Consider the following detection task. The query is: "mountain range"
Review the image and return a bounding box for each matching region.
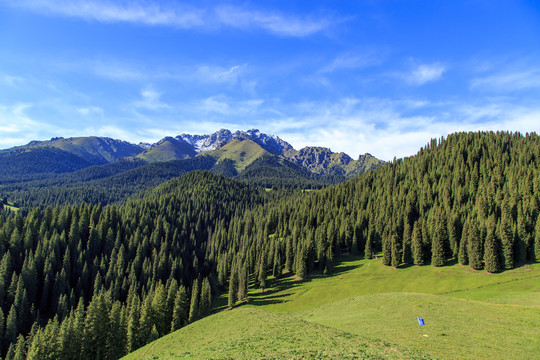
[0,129,382,183]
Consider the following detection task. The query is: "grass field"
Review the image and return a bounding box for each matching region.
[124,256,540,360]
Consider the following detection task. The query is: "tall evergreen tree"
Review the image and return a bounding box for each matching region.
[227,267,238,309]
[412,222,424,266]
[500,201,514,269]
[458,223,469,266]
[199,278,212,318]
[484,218,501,273]
[188,278,200,323]
[534,218,540,263]
[171,285,189,331]
[468,220,483,270]
[391,233,401,268]
[431,214,446,267]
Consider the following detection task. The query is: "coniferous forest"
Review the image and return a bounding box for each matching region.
[0,131,539,359]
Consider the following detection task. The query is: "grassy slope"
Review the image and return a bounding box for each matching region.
[124,257,539,360]
[207,139,269,172]
[242,258,540,360]
[123,307,433,360]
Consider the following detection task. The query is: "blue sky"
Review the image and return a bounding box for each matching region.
[1,0,539,160]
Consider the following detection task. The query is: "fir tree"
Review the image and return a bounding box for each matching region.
[227,267,238,309]
[458,223,469,266]
[431,215,446,267]
[484,219,501,273]
[199,278,212,318]
[534,218,540,263]
[500,201,514,269]
[468,220,483,270]
[188,278,200,323]
[412,222,424,266]
[391,233,401,268]
[258,256,267,291]
[382,236,392,266]
[171,285,189,331]
[364,231,372,259]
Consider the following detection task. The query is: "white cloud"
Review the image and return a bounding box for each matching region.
[77,106,104,116]
[133,87,171,110]
[319,51,383,74]
[471,69,540,92]
[214,5,332,37]
[5,1,334,37]
[0,103,52,148]
[406,63,446,85]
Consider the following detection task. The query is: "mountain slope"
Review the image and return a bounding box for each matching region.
[206,139,270,172]
[0,146,94,182]
[137,137,196,162]
[17,136,144,164]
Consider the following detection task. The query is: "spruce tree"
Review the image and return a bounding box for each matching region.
[458,225,469,266]
[171,285,189,331]
[500,202,514,269]
[82,294,110,360]
[484,220,501,273]
[431,216,446,267]
[127,297,141,353]
[295,244,307,279]
[188,278,200,323]
[468,220,483,270]
[364,231,372,259]
[227,267,238,309]
[382,236,392,266]
[412,222,424,265]
[534,218,540,263]
[391,233,400,268]
[199,278,212,318]
[12,334,26,360]
[258,257,266,291]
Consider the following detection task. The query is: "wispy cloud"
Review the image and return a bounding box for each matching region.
[6,0,205,27]
[77,106,104,116]
[319,51,384,74]
[0,103,53,147]
[471,69,540,92]
[214,5,332,37]
[5,1,335,37]
[133,87,171,110]
[405,63,446,85]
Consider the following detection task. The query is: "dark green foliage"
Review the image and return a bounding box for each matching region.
[188,278,200,323]
[227,267,238,308]
[199,278,212,318]
[484,218,501,273]
[382,237,392,266]
[391,233,401,268]
[467,220,483,270]
[431,212,447,267]
[535,219,540,263]
[458,222,469,265]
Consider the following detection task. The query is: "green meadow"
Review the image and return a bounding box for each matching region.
[125,257,539,360]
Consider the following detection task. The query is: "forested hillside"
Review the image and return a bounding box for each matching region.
[0,172,268,359]
[210,131,540,308]
[0,131,539,359]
